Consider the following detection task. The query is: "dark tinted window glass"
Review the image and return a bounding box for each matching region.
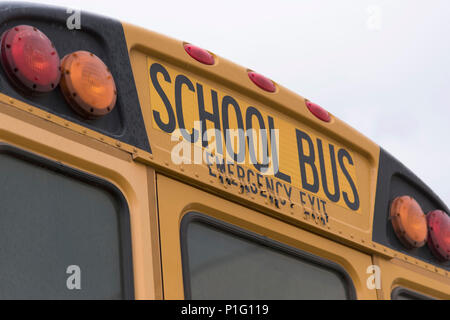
[0,150,132,299]
[182,217,353,299]
[391,287,434,300]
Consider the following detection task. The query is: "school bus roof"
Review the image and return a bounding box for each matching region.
[0,2,448,276]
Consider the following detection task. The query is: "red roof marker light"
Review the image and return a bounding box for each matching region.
[184,44,215,65]
[0,25,61,93]
[305,100,331,123]
[248,71,276,93]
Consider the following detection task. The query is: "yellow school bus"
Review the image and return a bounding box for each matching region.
[0,2,448,300]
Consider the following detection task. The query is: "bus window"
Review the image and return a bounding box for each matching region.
[181,213,355,300]
[391,287,434,300]
[0,145,134,299]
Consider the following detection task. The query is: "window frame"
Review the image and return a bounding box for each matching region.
[180,212,357,300]
[0,142,135,299]
[391,287,435,300]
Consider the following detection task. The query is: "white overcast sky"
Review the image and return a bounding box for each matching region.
[8,0,450,207]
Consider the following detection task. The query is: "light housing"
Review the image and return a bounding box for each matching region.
[0,25,61,93]
[426,210,450,261]
[60,51,117,118]
[184,44,214,65]
[305,100,331,123]
[390,196,428,248]
[248,71,276,93]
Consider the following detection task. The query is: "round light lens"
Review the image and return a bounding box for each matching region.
[0,25,61,92]
[426,210,450,261]
[390,196,428,248]
[60,51,116,118]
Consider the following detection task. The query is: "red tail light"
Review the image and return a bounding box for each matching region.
[0,25,60,93]
[426,210,450,261]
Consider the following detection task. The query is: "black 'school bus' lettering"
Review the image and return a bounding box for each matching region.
[338,149,360,211]
[246,106,269,173]
[150,63,176,133]
[149,62,359,211]
[175,74,198,142]
[317,138,340,203]
[268,116,291,184]
[296,129,319,193]
[296,129,359,211]
[222,95,245,163]
[197,84,223,155]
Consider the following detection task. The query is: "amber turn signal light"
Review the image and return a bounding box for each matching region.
[60,51,116,118]
[390,196,428,248]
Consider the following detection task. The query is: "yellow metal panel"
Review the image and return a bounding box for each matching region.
[122,21,381,255]
[147,56,360,213]
[373,255,450,300]
[157,173,377,300]
[0,101,160,299]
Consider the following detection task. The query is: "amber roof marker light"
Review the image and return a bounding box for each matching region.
[60,51,117,119]
[0,25,61,93]
[390,196,428,249]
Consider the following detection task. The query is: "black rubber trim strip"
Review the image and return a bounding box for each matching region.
[180,212,357,300]
[391,287,435,300]
[0,142,135,299]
